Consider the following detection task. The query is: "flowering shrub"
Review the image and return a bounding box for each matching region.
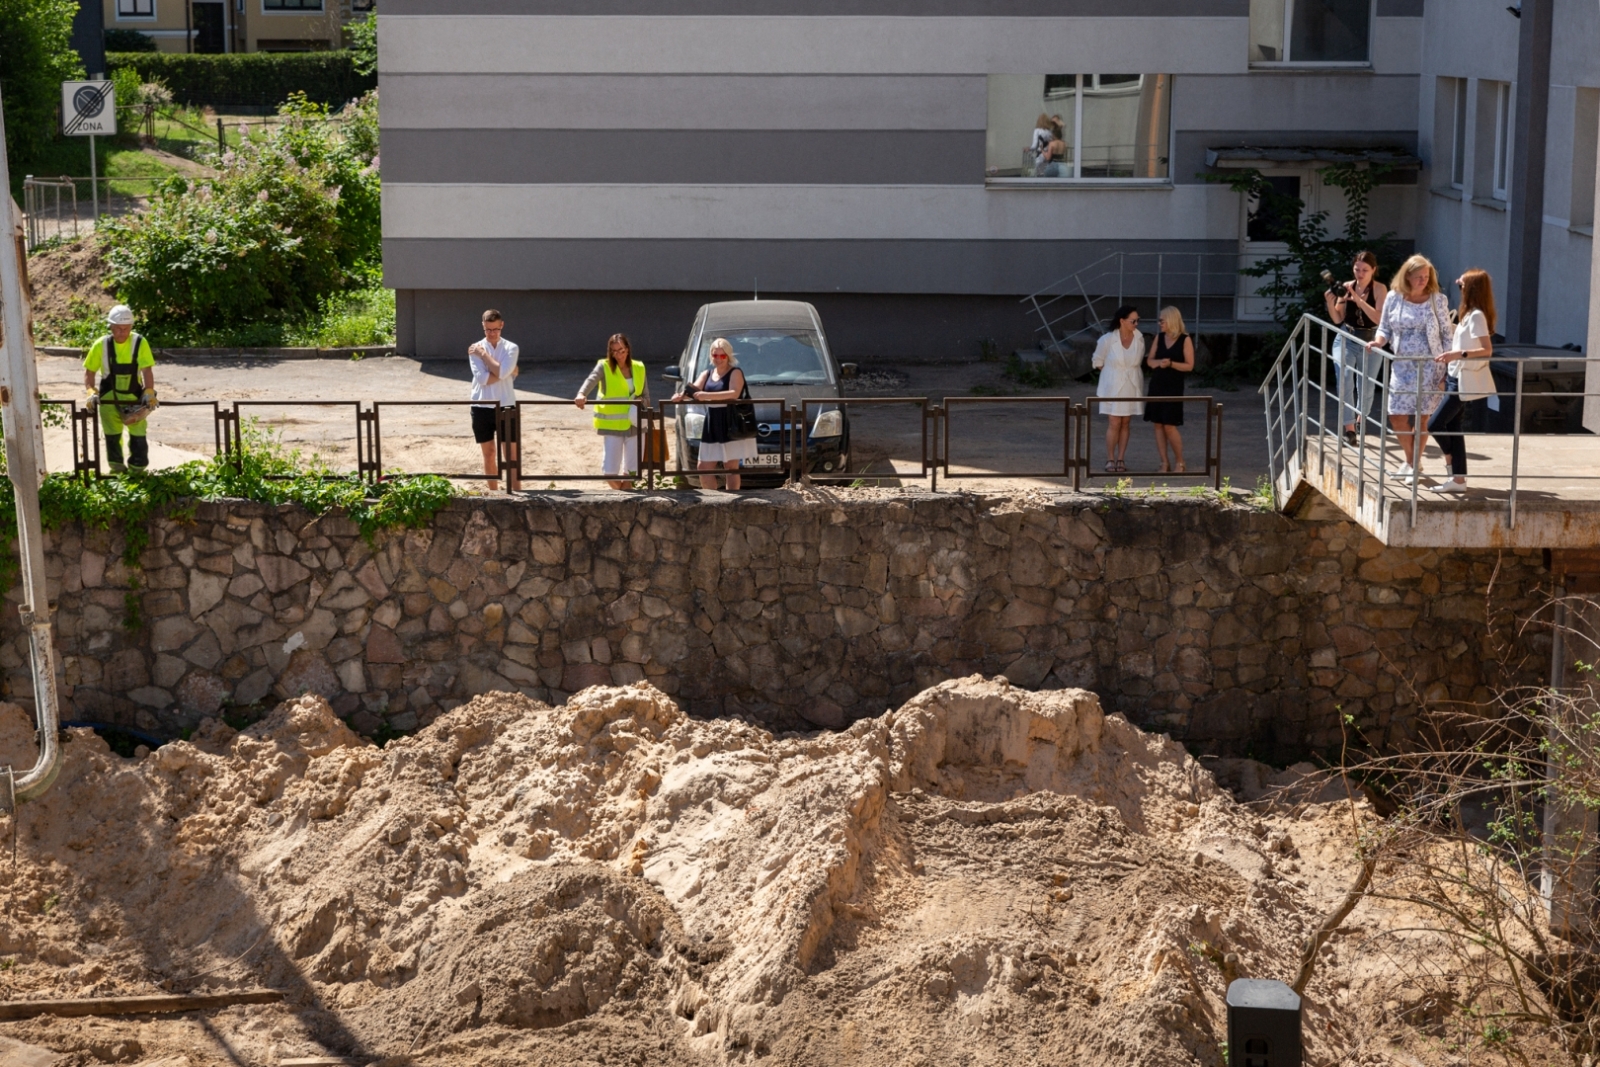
[100,91,380,333]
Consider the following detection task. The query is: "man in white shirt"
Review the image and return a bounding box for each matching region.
[467,309,521,491]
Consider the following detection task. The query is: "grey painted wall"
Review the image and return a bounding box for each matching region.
[396,288,1236,363]
[380,3,1430,346]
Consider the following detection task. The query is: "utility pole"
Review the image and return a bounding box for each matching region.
[0,86,65,808]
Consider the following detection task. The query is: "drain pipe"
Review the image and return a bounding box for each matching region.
[0,92,63,808]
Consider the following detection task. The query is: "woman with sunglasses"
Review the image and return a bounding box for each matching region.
[676,338,757,490]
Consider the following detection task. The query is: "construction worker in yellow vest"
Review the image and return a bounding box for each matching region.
[573,333,649,490]
[82,305,158,473]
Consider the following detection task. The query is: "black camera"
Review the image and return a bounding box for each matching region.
[1321,270,1349,300]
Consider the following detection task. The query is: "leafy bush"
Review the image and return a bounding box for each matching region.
[103,28,157,53]
[101,91,381,333]
[285,286,395,348]
[105,51,373,109]
[348,8,377,76]
[0,421,457,590]
[0,0,82,167]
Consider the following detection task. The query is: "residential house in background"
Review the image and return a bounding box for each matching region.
[378,1,1597,362]
[101,0,371,54]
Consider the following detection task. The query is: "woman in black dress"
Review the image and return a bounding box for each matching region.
[1142,306,1195,473]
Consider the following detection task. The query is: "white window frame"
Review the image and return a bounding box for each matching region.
[1250,0,1377,68]
[1492,82,1512,202]
[1450,78,1468,189]
[116,0,156,21]
[987,74,1174,187]
[261,0,324,11]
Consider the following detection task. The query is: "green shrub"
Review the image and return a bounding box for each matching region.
[348,8,377,76]
[285,286,395,348]
[105,51,373,109]
[0,0,82,168]
[101,91,380,333]
[103,28,157,53]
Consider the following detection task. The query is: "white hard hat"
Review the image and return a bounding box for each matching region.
[107,305,134,326]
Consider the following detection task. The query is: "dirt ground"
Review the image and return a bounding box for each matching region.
[34,353,1273,494]
[0,679,1542,1067]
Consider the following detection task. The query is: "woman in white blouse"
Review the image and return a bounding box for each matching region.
[1092,304,1145,473]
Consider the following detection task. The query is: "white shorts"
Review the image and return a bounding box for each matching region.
[698,438,759,463]
[602,434,638,477]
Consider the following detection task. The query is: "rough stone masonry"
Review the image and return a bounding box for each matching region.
[8,492,1552,762]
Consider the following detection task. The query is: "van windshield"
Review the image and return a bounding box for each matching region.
[696,329,831,385]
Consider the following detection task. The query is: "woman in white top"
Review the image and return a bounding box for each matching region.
[1426,269,1497,492]
[1092,304,1145,473]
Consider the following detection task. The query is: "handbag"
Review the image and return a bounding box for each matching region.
[728,378,759,440]
[642,423,668,465]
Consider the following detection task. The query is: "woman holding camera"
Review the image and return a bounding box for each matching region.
[1325,250,1388,444]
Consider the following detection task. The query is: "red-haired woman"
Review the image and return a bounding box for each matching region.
[1426,269,1497,492]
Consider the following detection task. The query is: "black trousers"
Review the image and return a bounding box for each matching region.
[1426,380,1486,477]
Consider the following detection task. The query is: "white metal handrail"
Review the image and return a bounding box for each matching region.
[1022,251,1254,354]
[1261,312,1598,535]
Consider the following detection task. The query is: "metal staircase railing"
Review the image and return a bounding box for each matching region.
[1021,250,1249,354]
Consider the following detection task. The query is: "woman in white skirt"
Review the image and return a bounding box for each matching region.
[680,338,758,490]
[1093,304,1146,472]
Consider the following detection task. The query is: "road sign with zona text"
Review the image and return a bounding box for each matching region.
[61,82,117,137]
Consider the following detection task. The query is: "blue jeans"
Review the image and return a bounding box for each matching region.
[1335,335,1384,431]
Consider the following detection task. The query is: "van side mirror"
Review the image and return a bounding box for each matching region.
[840,363,858,380]
[662,366,682,381]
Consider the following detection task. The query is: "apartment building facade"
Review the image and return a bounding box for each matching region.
[103,0,370,54]
[376,1,1593,361]
[1416,0,1598,350]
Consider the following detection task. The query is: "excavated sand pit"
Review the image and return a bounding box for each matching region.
[0,679,1453,1065]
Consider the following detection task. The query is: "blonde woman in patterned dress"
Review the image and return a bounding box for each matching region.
[1369,255,1452,478]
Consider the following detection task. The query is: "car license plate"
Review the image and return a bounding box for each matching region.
[742,454,782,469]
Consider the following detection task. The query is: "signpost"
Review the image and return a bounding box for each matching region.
[59,79,116,222]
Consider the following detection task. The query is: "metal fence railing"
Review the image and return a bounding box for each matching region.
[21,177,79,251]
[41,394,1231,493]
[1260,313,1600,534]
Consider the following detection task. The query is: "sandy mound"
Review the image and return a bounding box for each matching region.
[25,238,114,344]
[0,680,1390,1066]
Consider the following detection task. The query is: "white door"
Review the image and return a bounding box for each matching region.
[1237,171,1312,322]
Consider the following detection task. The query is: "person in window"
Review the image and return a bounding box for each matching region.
[1368,255,1452,479]
[1038,138,1069,178]
[574,333,649,490]
[676,338,757,491]
[1092,304,1145,473]
[1426,269,1497,493]
[1142,307,1195,473]
[1027,113,1054,172]
[1325,250,1388,444]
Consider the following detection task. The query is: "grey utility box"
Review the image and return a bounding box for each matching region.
[1226,979,1302,1067]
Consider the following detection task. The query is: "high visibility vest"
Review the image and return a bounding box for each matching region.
[96,333,149,403]
[593,360,644,432]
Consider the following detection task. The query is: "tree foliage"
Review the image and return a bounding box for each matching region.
[348,8,378,76]
[101,91,381,334]
[0,0,83,168]
[1221,163,1402,334]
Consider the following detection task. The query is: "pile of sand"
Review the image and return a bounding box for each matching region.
[0,679,1415,1066]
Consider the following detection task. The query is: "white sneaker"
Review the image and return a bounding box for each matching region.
[1434,479,1468,492]
[1395,463,1414,478]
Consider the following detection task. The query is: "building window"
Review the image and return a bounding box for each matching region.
[985,74,1172,182]
[1492,82,1511,201]
[264,0,324,9]
[1250,0,1373,65]
[1571,88,1597,231]
[117,0,155,17]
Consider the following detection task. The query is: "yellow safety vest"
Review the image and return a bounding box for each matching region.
[593,360,645,432]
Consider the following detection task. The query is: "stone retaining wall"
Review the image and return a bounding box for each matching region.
[6,493,1552,761]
